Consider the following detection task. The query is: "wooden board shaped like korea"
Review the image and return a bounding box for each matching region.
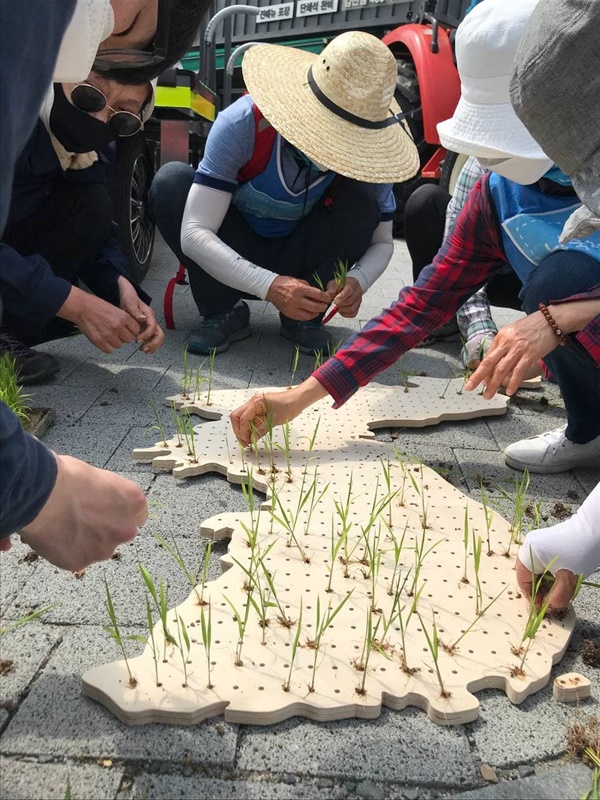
[82,383,574,727]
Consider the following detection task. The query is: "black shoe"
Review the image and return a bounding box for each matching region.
[416,318,461,347]
[0,328,60,385]
[279,315,334,355]
[187,301,252,355]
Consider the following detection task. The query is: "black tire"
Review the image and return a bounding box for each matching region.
[439,150,469,196]
[392,53,438,238]
[109,133,155,284]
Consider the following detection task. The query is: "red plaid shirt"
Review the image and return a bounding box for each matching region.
[314,173,600,407]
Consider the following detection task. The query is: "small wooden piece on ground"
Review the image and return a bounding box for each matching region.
[553,673,591,702]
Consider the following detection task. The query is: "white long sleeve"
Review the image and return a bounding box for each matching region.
[180,183,278,299]
[518,482,600,578]
[347,220,394,293]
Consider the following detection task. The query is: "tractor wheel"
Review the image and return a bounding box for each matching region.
[110,133,156,284]
[392,53,438,238]
[439,150,469,196]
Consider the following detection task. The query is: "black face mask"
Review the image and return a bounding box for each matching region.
[49,84,117,153]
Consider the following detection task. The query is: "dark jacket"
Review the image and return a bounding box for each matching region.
[0,120,149,327]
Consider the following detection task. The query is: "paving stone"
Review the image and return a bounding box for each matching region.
[452,763,593,799]
[0,540,42,611]
[0,628,238,764]
[355,779,384,799]
[23,384,104,426]
[132,774,347,799]
[0,623,63,709]
[40,419,131,469]
[12,535,210,626]
[388,418,497,452]
[0,756,123,800]
[237,708,479,787]
[0,707,9,731]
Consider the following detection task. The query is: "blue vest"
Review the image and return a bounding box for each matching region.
[488,173,600,283]
[232,134,335,238]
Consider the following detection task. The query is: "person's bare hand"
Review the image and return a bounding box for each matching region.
[266,276,330,320]
[58,286,140,353]
[118,275,165,353]
[325,276,363,318]
[516,559,580,614]
[465,312,557,399]
[230,389,304,446]
[18,454,147,571]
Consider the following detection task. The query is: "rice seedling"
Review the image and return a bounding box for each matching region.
[64,774,72,800]
[462,504,470,585]
[333,259,348,294]
[103,575,137,687]
[299,416,321,477]
[153,532,204,606]
[260,557,295,628]
[0,353,31,425]
[439,376,453,400]
[206,348,216,405]
[0,604,58,636]
[200,601,214,688]
[355,609,383,695]
[380,456,394,528]
[302,467,330,536]
[418,610,451,698]
[393,448,410,507]
[387,521,408,596]
[333,474,358,578]
[141,593,161,685]
[149,397,168,446]
[274,421,293,482]
[139,565,178,661]
[498,470,531,554]
[396,357,410,393]
[326,515,346,593]
[306,592,353,693]
[409,529,444,599]
[170,401,184,448]
[282,598,303,692]
[193,360,206,402]
[198,541,212,605]
[408,465,430,532]
[313,349,324,370]
[471,531,484,615]
[224,430,233,464]
[361,520,383,612]
[223,593,252,666]
[248,420,265,474]
[396,590,418,674]
[181,346,191,399]
[326,339,344,358]
[183,409,198,462]
[238,440,247,472]
[271,469,318,563]
[248,584,273,645]
[480,484,494,555]
[176,614,191,686]
[442,585,508,655]
[288,346,301,389]
[312,272,326,291]
[512,551,558,676]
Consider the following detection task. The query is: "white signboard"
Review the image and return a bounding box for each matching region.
[296,0,339,17]
[256,2,294,23]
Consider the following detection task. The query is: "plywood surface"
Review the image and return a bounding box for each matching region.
[82,382,573,727]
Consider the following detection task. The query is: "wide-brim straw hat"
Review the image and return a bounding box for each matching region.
[242,31,419,184]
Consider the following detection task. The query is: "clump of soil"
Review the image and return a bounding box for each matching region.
[581,640,600,669]
[0,659,15,676]
[567,714,599,767]
[551,501,571,521]
[18,549,38,564]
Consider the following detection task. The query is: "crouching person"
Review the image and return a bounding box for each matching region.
[0,72,164,384]
[150,31,418,356]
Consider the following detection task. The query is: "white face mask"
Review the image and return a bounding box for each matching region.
[53,0,114,83]
[478,154,553,185]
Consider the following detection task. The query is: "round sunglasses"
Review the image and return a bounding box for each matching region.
[70,83,144,137]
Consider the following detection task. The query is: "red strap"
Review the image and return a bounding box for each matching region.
[237,103,276,183]
[163,263,188,330]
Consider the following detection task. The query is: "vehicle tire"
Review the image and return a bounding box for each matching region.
[439,150,469,196]
[392,53,438,238]
[110,132,156,284]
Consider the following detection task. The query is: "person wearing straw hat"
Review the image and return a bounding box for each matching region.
[231,0,600,476]
[149,31,418,355]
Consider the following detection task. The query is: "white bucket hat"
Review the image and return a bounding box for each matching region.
[242,31,419,184]
[437,0,552,182]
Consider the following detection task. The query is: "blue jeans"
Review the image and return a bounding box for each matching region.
[519,250,600,444]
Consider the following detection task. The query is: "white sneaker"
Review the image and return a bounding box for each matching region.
[504,425,600,474]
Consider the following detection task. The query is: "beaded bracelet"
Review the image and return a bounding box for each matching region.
[538,303,568,346]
